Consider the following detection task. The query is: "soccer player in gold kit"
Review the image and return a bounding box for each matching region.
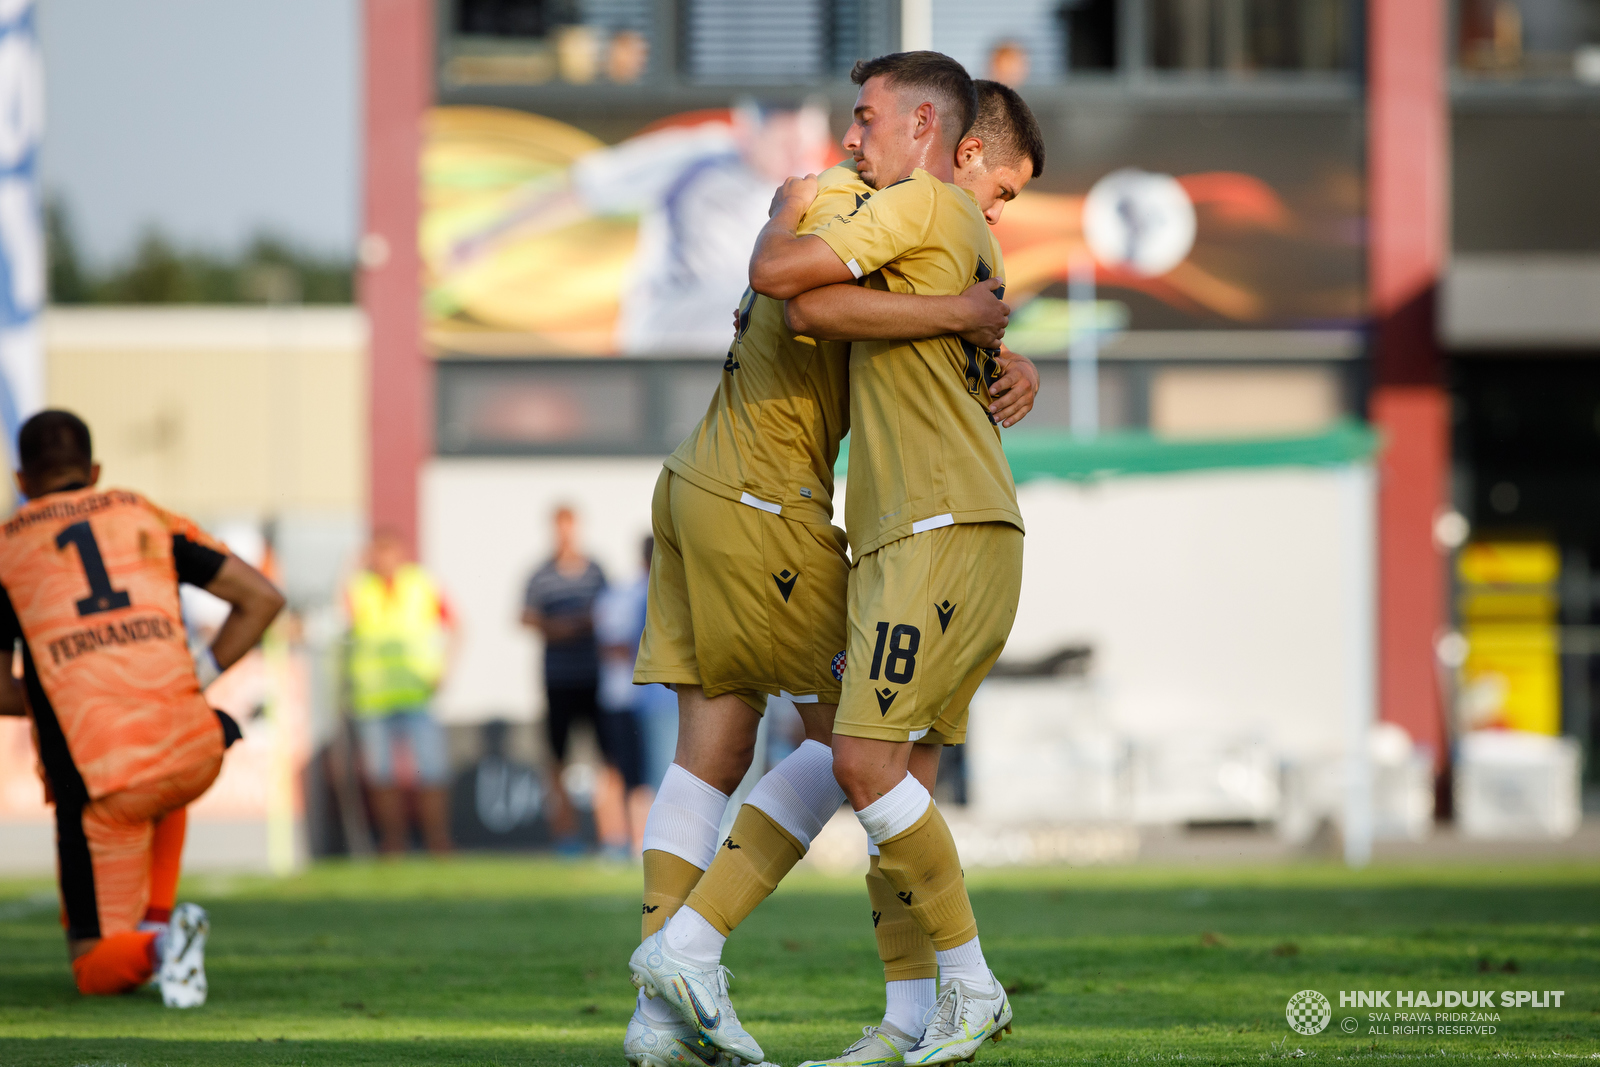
[627,59,1043,1067]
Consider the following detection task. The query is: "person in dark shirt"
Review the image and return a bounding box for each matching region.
[521,505,638,857]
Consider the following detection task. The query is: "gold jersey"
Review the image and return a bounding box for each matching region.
[810,168,1024,557]
[664,163,873,528]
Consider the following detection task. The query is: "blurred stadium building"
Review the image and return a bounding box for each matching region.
[4,0,1599,869]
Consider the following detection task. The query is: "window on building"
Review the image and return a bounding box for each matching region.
[683,0,830,83]
[1061,0,1120,72]
[457,0,579,37]
[449,0,654,85]
[1146,0,1354,73]
[1457,0,1600,82]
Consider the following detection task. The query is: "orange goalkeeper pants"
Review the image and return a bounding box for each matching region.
[59,751,221,995]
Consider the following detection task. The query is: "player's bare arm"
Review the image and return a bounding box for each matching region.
[988,347,1040,428]
[203,556,286,672]
[784,277,1009,348]
[748,174,854,300]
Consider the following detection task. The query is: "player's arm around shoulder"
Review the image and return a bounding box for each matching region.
[748,173,856,300]
[751,169,936,300]
[784,276,1008,347]
[795,171,938,294]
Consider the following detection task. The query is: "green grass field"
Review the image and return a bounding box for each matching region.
[1,857,1596,1066]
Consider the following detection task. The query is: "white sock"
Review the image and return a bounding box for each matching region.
[663,905,727,968]
[884,977,936,1036]
[642,764,731,870]
[746,739,846,848]
[854,774,931,845]
[638,989,679,1025]
[936,936,994,993]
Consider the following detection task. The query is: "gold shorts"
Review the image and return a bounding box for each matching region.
[834,521,1023,745]
[635,469,850,713]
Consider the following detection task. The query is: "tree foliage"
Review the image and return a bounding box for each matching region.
[46,198,354,305]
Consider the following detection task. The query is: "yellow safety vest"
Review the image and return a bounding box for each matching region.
[346,564,447,716]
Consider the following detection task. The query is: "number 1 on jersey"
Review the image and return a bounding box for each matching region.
[55,520,132,616]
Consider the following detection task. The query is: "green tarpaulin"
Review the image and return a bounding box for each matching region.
[834,419,1379,484]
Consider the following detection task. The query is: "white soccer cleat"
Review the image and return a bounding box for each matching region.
[628,931,765,1064]
[901,975,1011,1066]
[799,1022,919,1067]
[625,1006,735,1067]
[159,902,209,1008]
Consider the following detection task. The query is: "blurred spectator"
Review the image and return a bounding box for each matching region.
[595,535,671,853]
[345,530,457,854]
[1459,0,1524,70]
[521,506,631,858]
[606,28,650,83]
[557,24,600,83]
[987,39,1031,86]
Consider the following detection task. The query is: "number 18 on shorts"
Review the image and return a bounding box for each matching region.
[833,522,1023,747]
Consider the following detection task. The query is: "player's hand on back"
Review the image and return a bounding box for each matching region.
[767,173,819,219]
[954,278,1009,350]
[988,347,1039,428]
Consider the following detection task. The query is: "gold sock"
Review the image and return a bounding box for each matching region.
[866,853,938,980]
[642,849,705,939]
[682,804,805,936]
[874,804,978,951]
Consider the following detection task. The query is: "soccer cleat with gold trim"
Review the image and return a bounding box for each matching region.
[901,975,1012,1065]
[799,1022,919,1067]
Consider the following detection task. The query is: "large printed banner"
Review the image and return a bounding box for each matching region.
[423,105,1363,358]
[0,0,43,451]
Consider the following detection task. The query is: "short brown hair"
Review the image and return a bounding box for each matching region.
[969,79,1045,178]
[850,51,977,150]
[18,409,92,480]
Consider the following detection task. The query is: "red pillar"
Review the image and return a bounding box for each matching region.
[1368,0,1450,767]
[361,0,433,554]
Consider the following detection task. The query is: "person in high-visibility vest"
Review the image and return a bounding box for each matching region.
[345,530,457,853]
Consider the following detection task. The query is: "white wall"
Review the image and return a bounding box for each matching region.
[423,456,1375,754]
[423,457,664,724]
[1006,465,1373,759]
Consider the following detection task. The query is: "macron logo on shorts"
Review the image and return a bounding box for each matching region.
[772,569,799,602]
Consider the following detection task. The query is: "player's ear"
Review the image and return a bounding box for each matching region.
[956,136,983,170]
[913,100,935,139]
[87,462,102,488]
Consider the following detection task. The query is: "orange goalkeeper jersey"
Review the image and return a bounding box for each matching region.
[0,486,230,802]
